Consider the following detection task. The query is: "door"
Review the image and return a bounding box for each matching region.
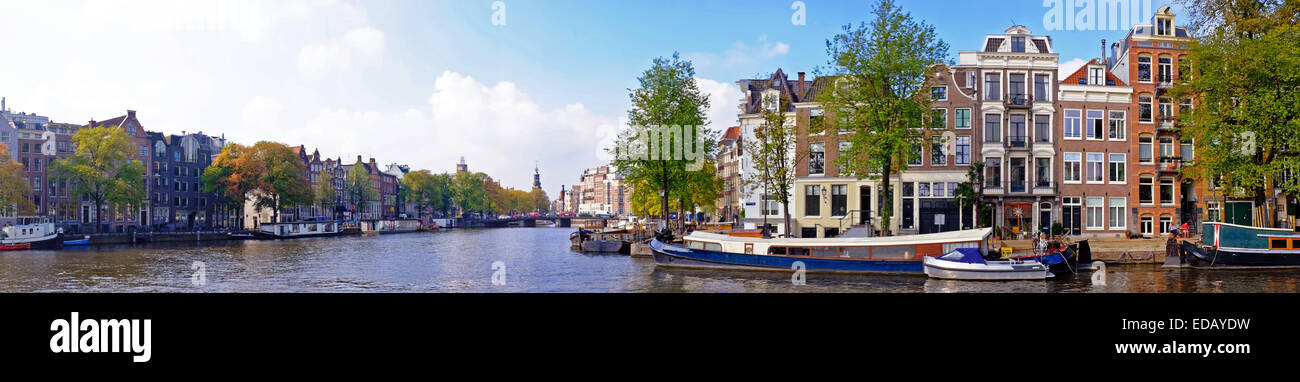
[1225,202,1253,226]
[859,186,871,225]
[1063,205,1082,235]
[1039,202,1052,235]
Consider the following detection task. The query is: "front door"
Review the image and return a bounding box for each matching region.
[1040,203,1052,235]
[1063,204,1082,235]
[859,186,871,225]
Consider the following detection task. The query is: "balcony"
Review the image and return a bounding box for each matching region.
[1157,159,1181,173]
[1010,180,1027,193]
[1005,94,1033,109]
[1006,135,1030,150]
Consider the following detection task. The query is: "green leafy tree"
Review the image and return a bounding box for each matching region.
[453,171,487,217]
[1172,0,1300,227]
[432,172,455,216]
[247,142,313,223]
[954,161,990,228]
[401,170,437,220]
[813,0,949,236]
[0,143,36,216]
[530,188,550,213]
[345,161,376,218]
[746,92,806,234]
[316,171,339,220]
[610,52,715,229]
[48,126,146,233]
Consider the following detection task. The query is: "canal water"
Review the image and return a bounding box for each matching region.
[2,227,1299,292]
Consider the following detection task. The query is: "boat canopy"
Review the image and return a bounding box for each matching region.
[937,248,986,264]
[683,227,991,246]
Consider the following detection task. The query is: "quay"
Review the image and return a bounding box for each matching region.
[1000,237,1174,264]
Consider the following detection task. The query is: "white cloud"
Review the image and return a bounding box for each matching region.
[695,77,742,132]
[298,27,387,82]
[288,71,621,191]
[1059,58,1088,79]
[685,34,791,69]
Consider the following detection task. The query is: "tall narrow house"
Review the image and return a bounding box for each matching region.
[957,25,1059,236]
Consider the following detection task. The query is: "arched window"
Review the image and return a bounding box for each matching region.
[1137,54,1152,83]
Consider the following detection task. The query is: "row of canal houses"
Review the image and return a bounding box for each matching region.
[2,104,409,233]
[728,7,1293,239]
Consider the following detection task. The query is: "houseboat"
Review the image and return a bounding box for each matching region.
[571,228,636,254]
[252,220,343,240]
[1181,222,1300,267]
[923,248,1054,280]
[0,216,64,250]
[650,228,992,274]
[360,218,421,234]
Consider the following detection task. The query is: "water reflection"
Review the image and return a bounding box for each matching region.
[0,227,1298,293]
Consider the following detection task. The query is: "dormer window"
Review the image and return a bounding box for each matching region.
[1088,67,1104,85]
[1157,18,1172,36]
[1011,37,1025,53]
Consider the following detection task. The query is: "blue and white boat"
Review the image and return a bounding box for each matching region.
[649,228,992,274]
[1,216,63,250]
[63,236,91,246]
[923,248,1054,280]
[1181,222,1300,267]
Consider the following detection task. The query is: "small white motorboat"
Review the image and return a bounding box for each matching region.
[923,248,1054,280]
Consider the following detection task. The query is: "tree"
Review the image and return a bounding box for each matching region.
[247,142,312,223]
[0,143,36,216]
[1172,0,1300,227]
[954,161,990,228]
[431,172,455,216]
[48,126,146,233]
[610,52,715,229]
[453,171,487,217]
[316,171,339,220]
[401,170,438,220]
[746,92,806,235]
[813,0,949,236]
[203,143,251,229]
[345,161,376,219]
[530,188,550,213]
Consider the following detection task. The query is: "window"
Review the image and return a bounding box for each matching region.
[1139,176,1154,204]
[931,86,947,100]
[1180,98,1193,114]
[1159,215,1173,235]
[1207,202,1221,222]
[1109,154,1126,183]
[1086,110,1104,140]
[1159,97,1173,123]
[930,136,946,165]
[1108,198,1126,229]
[1181,139,1195,162]
[1034,114,1050,143]
[984,114,1001,142]
[1086,197,1104,229]
[908,144,922,166]
[1036,158,1051,187]
[986,158,1002,188]
[919,182,931,197]
[1141,215,1154,235]
[1139,95,1153,123]
[1034,74,1049,101]
[1011,36,1025,52]
[1063,153,1082,183]
[1086,153,1104,183]
[1088,67,1104,85]
[955,135,971,165]
[762,195,779,216]
[1008,74,1026,103]
[1108,111,1125,140]
[809,142,824,175]
[831,185,847,217]
[1138,55,1152,83]
[1139,135,1154,164]
[931,109,947,129]
[804,186,820,216]
[933,182,947,198]
[1008,115,1026,147]
[1160,137,1175,158]
[1064,109,1081,139]
[1158,56,1173,83]
[985,74,1000,101]
[1160,177,1175,205]
[955,109,971,129]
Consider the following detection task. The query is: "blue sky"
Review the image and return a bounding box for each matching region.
[0,0,1183,191]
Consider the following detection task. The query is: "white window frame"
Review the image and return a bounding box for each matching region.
[931,86,948,101]
[1085,110,1105,141]
[954,108,972,129]
[1086,196,1105,230]
[1064,109,1082,140]
[1138,135,1154,164]
[1109,197,1127,230]
[1086,153,1105,184]
[1108,110,1126,141]
[1063,152,1082,184]
[1108,153,1127,184]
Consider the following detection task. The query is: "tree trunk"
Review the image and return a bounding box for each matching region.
[881,163,893,237]
[783,200,791,238]
[94,200,103,234]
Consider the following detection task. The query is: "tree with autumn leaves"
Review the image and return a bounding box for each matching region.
[0,142,37,217]
[202,141,312,224]
[48,126,146,233]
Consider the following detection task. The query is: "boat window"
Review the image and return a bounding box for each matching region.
[872,246,914,260]
[810,247,838,258]
[1271,239,1288,250]
[841,247,869,258]
[787,247,810,257]
[687,241,704,250]
[768,247,787,255]
[704,242,723,252]
[1293,240,1300,249]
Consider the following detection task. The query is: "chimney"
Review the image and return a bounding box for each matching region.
[356,155,362,163]
[127,110,136,119]
[1101,39,1107,69]
[2,97,5,112]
